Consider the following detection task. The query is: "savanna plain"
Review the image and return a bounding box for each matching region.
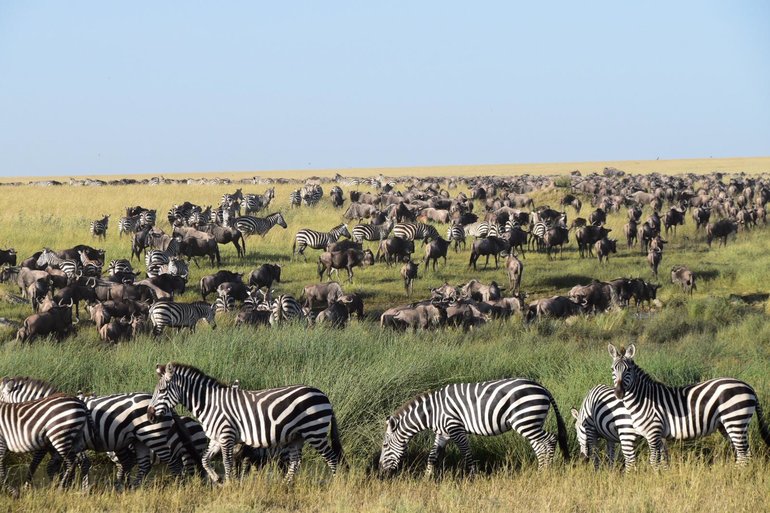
[1,157,770,512]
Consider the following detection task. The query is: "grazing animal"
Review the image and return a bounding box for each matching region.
[400,261,419,296]
[670,265,696,295]
[376,237,414,266]
[609,344,770,468]
[468,236,510,270]
[571,384,639,471]
[247,264,281,290]
[647,247,662,276]
[148,363,343,482]
[268,294,307,325]
[318,249,373,283]
[526,296,585,322]
[423,236,450,271]
[314,301,349,328]
[17,302,74,342]
[338,293,364,320]
[302,282,344,310]
[594,237,617,263]
[148,301,216,336]
[293,224,352,261]
[706,219,739,248]
[390,304,446,331]
[505,254,523,295]
[90,215,110,239]
[199,270,243,300]
[379,379,569,476]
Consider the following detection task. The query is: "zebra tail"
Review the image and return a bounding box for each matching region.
[755,401,770,448]
[547,391,571,462]
[330,411,346,469]
[171,412,204,472]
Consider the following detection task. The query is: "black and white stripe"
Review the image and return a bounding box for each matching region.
[118,215,140,237]
[145,236,182,272]
[149,301,216,335]
[462,221,491,238]
[610,343,770,467]
[301,185,323,206]
[234,213,288,251]
[392,222,440,242]
[289,190,302,208]
[37,249,79,280]
[90,215,109,239]
[446,223,466,251]
[571,384,638,470]
[268,294,307,325]
[351,219,394,243]
[378,379,569,475]
[293,224,351,259]
[107,259,134,276]
[78,250,103,277]
[148,362,343,482]
[529,222,547,250]
[214,294,236,313]
[138,209,157,228]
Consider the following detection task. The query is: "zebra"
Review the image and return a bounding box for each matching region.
[0,377,194,487]
[118,215,140,237]
[301,185,323,206]
[462,221,491,239]
[292,224,351,260]
[351,219,395,243]
[148,301,216,335]
[446,223,466,252]
[379,379,569,476]
[529,221,547,251]
[242,194,261,215]
[609,343,770,467]
[268,294,308,325]
[392,222,440,243]
[289,189,302,208]
[147,362,343,483]
[90,214,109,239]
[78,250,103,277]
[214,294,236,313]
[145,235,182,272]
[234,212,288,252]
[0,393,91,492]
[36,249,79,281]
[138,209,157,228]
[570,384,639,471]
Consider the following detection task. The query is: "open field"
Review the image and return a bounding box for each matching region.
[0,161,769,511]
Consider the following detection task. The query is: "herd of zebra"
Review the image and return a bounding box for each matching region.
[0,342,767,493]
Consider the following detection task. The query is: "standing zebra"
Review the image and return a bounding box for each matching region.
[90,214,110,240]
[148,301,216,335]
[289,189,302,208]
[118,215,140,237]
[138,209,157,228]
[107,258,135,276]
[147,362,343,483]
[0,393,91,492]
[292,224,351,261]
[242,194,261,215]
[234,212,288,253]
[351,219,395,243]
[570,384,639,470]
[379,379,569,475]
[529,222,547,251]
[301,184,323,206]
[392,222,440,243]
[145,235,182,274]
[462,221,492,239]
[609,343,770,467]
[446,223,466,252]
[36,249,79,281]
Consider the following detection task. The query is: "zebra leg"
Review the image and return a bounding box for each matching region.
[446,427,476,475]
[284,441,304,483]
[306,435,339,475]
[527,430,558,470]
[646,435,664,469]
[78,453,91,492]
[131,442,153,487]
[25,448,48,484]
[620,435,637,472]
[425,433,449,477]
[606,441,616,468]
[202,441,223,483]
[222,440,235,481]
[0,438,12,496]
[723,423,751,465]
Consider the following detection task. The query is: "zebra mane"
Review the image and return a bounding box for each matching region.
[392,390,432,418]
[2,375,60,393]
[625,358,668,388]
[170,363,227,388]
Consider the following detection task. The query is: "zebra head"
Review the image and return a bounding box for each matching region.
[570,406,594,462]
[609,343,637,399]
[148,363,181,422]
[378,415,409,475]
[274,213,288,229]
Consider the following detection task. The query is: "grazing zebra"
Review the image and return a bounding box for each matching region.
[379,379,569,475]
[301,185,323,206]
[0,393,91,492]
[118,215,140,237]
[351,219,395,243]
[293,224,351,260]
[268,294,308,325]
[148,301,216,335]
[446,223,466,252]
[462,221,491,239]
[289,189,302,208]
[0,377,193,487]
[609,343,770,467]
[147,362,343,482]
[90,214,109,239]
[234,212,288,252]
[570,384,638,470]
[36,249,79,280]
[392,222,440,243]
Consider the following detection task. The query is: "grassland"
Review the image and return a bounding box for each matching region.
[0,158,769,512]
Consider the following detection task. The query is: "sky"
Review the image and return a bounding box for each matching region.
[0,1,768,177]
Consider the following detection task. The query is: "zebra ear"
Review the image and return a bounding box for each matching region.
[570,407,579,420]
[608,344,619,359]
[386,416,397,430]
[626,344,636,359]
[156,364,166,377]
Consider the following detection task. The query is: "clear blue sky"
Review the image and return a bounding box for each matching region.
[1,1,768,177]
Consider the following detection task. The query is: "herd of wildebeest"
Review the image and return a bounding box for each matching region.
[0,167,764,341]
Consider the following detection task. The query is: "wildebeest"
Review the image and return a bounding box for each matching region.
[216,281,250,302]
[506,225,528,258]
[338,293,364,320]
[594,238,617,263]
[99,317,132,344]
[525,296,585,322]
[671,265,696,295]
[199,270,244,300]
[588,208,606,226]
[302,282,344,310]
[461,279,503,302]
[317,249,373,283]
[569,281,616,313]
[247,264,281,290]
[175,228,221,266]
[400,261,419,296]
[561,194,582,213]
[418,208,451,224]
[663,207,685,235]
[505,254,523,295]
[576,226,611,258]
[423,237,450,271]
[27,278,50,313]
[430,283,460,301]
[706,219,738,248]
[0,248,17,267]
[543,226,570,260]
[624,218,638,249]
[629,278,660,308]
[468,236,510,270]
[202,224,245,258]
[16,300,74,342]
[690,206,710,230]
[647,247,663,276]
[376,237,414,266]
[315,301,349,328]
[343,202,378,222]
[391,303,447,331]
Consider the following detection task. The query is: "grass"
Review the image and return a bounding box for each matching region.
[1,159,770,511]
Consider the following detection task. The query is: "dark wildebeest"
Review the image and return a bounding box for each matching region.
[423,237,450,271]
[430,283,460,301]
[594,238,617,264]
[647,247,663,276]
[543,226,570,260]
[506,225,528,258]
[624,218,638,249]
[400,261,419,296]
[16,300,74,343]
[569,281,616,313]
[461,279,504,302]
[343,202,377,222]
[525,295,585,322]
[58,245,105,263]
[99,317,132,344]
[576,226,611,258]
[53,280,98,320]
[176,229,221,266]
[217,281,250,302]
[561,194,582,213]
[395,202,417,223]
[199,270,244,300]
[663,207,685,236]
[629,278,660,308]
[315,301,349,328]
[27,278,50,313]
[376,237,414,266]
[247,264,281,290]
[706,219,739,248]
[317,249,373,283]
[627,206,642,222]
[468,236,510,270]
[588,208,606,226]
[202,224,245,258]
[505,254,523,295]
[390,304,447,331]
[608,278,635,307]
[569,217,588,231]
[671,265,696,295]
[302,282,344,310]
[145,274,187,298]
[326,240,362,253]
[338,293,364,320]
[638,222,659,253]
[0,248,17,267]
